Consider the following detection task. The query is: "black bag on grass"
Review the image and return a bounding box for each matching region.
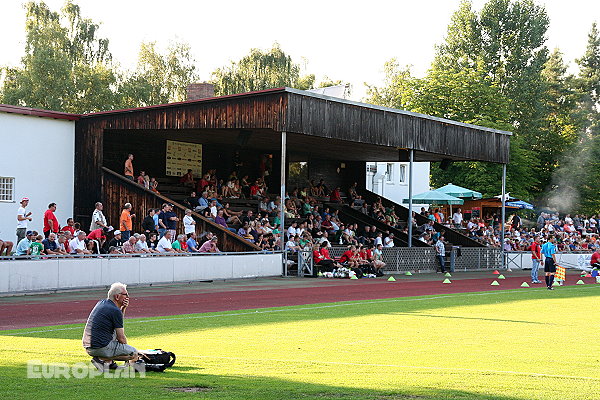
[136,349,176,372]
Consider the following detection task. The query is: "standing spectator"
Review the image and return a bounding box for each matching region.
[530,236,543,284]
[157,231,175,253]
[163,204,178,240]
[43,203,60,238]
[183,209,196,235]
[141,209,156,235]
[88,228,108,253]
[90,202,109,232]
[16,197,32,244]
[435,236,447,273]
[124,154,134,180]
[452,208,463,228]
[119,203,135,241]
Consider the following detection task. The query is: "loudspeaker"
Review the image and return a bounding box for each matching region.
[440,159,453,170]
[236,130,252,147]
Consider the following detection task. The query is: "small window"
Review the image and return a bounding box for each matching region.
[0,177,15,202]
[398,164,406,184]
[386,163,394,182]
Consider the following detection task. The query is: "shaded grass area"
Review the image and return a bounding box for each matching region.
[1,286,600,400]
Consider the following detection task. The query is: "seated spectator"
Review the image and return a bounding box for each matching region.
[16,231,35,256]
[106,230,124,253]
[136,171,147,186]
[208,199,218,219]
[285,235,301,253]
[135,234,154,253]
[258,197,270,217]
[149,177,159,193]
[0,232,14,256]
[198,236,220,253]
[147,233,159,252]
[61,218,76,236]
[223,203,242,226]
[122,236,139,254]
[187,232,200,252]
[29,234,44,257]
[157,231,175,253]
[171,234,188,253]
[329,187,342,203]
[70,231,92,255]
[183,192,199,210]
[180,169,195,187]
[42,232,60,255]
[215,209,236,233]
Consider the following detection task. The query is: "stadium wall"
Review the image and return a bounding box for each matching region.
[0,253,282,294]
[0,112,75,242]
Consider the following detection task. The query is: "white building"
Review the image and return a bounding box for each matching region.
[0,106,76,243]
[366,162,430,212]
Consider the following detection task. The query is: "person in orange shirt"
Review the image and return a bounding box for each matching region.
[120,203,135,241]
[124,154,134,180]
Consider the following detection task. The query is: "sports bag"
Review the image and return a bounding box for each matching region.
[136,349,176,372]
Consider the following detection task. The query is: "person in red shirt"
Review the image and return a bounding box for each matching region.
[338,245,360,271]
[313,242,336,273]
[591,248,600,269]
[329,187,342,203]
[61,218,76,236]
[43,203,60,239]
[88,228,108,253]
[529,236,543,284]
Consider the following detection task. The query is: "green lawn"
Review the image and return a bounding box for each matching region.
[1,286,600,399]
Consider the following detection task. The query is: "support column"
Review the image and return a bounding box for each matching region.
[500,163,507,269]
[407,149,414,247]
[280,131,287,273]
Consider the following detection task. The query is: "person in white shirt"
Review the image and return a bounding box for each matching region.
[157,231,175,253]
[70,231,91,255]
[134,234,153,253]
[452,208,463,227]
[208,200,218,219]
[183,209,196,235]
[374,232,383,247]
[287,222,298,239]
[384,233,395,248]
[90,202,109,232]
[16,197,32,244]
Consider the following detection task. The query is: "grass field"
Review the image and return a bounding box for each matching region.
[1,286,600,400]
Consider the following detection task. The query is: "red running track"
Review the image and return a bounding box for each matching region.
[0,276,592,330]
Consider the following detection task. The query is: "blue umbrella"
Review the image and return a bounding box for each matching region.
[506,200,534,210]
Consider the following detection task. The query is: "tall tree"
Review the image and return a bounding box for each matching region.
[118,41,198,107]
[211,43,315,96]
[1,1,118,113]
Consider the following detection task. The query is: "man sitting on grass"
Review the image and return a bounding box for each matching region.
[82,282,140,371]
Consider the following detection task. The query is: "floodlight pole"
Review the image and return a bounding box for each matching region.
[280,131,287,275]
[500,163,507,269]
[407,149,414,248]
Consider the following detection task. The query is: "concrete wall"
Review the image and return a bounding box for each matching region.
[366,162,430,212]
[0,113,75,243]
[0,253,282,294]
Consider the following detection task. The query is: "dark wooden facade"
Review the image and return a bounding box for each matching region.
[74,88,511,231]
[103,168,261,252]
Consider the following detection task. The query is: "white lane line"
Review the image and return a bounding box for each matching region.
[2,287,597,335]
[185,354,600,381]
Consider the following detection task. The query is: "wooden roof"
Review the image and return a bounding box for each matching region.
[81,87,511,163]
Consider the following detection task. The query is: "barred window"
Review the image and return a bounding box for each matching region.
[0,177,15,202]
[398,164,406,184]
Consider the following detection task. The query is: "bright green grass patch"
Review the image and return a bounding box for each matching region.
[2,287,600,400]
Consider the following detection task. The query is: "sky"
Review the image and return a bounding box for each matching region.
[1,0,598,101]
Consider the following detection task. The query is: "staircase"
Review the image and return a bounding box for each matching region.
[359,190,484,247]
[101,167,260,252]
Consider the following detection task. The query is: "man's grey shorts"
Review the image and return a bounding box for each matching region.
[86,340,137,358]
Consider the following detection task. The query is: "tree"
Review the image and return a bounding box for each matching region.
[211,43,316,96]
[1,1,118,113]
[118,41,198,107]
